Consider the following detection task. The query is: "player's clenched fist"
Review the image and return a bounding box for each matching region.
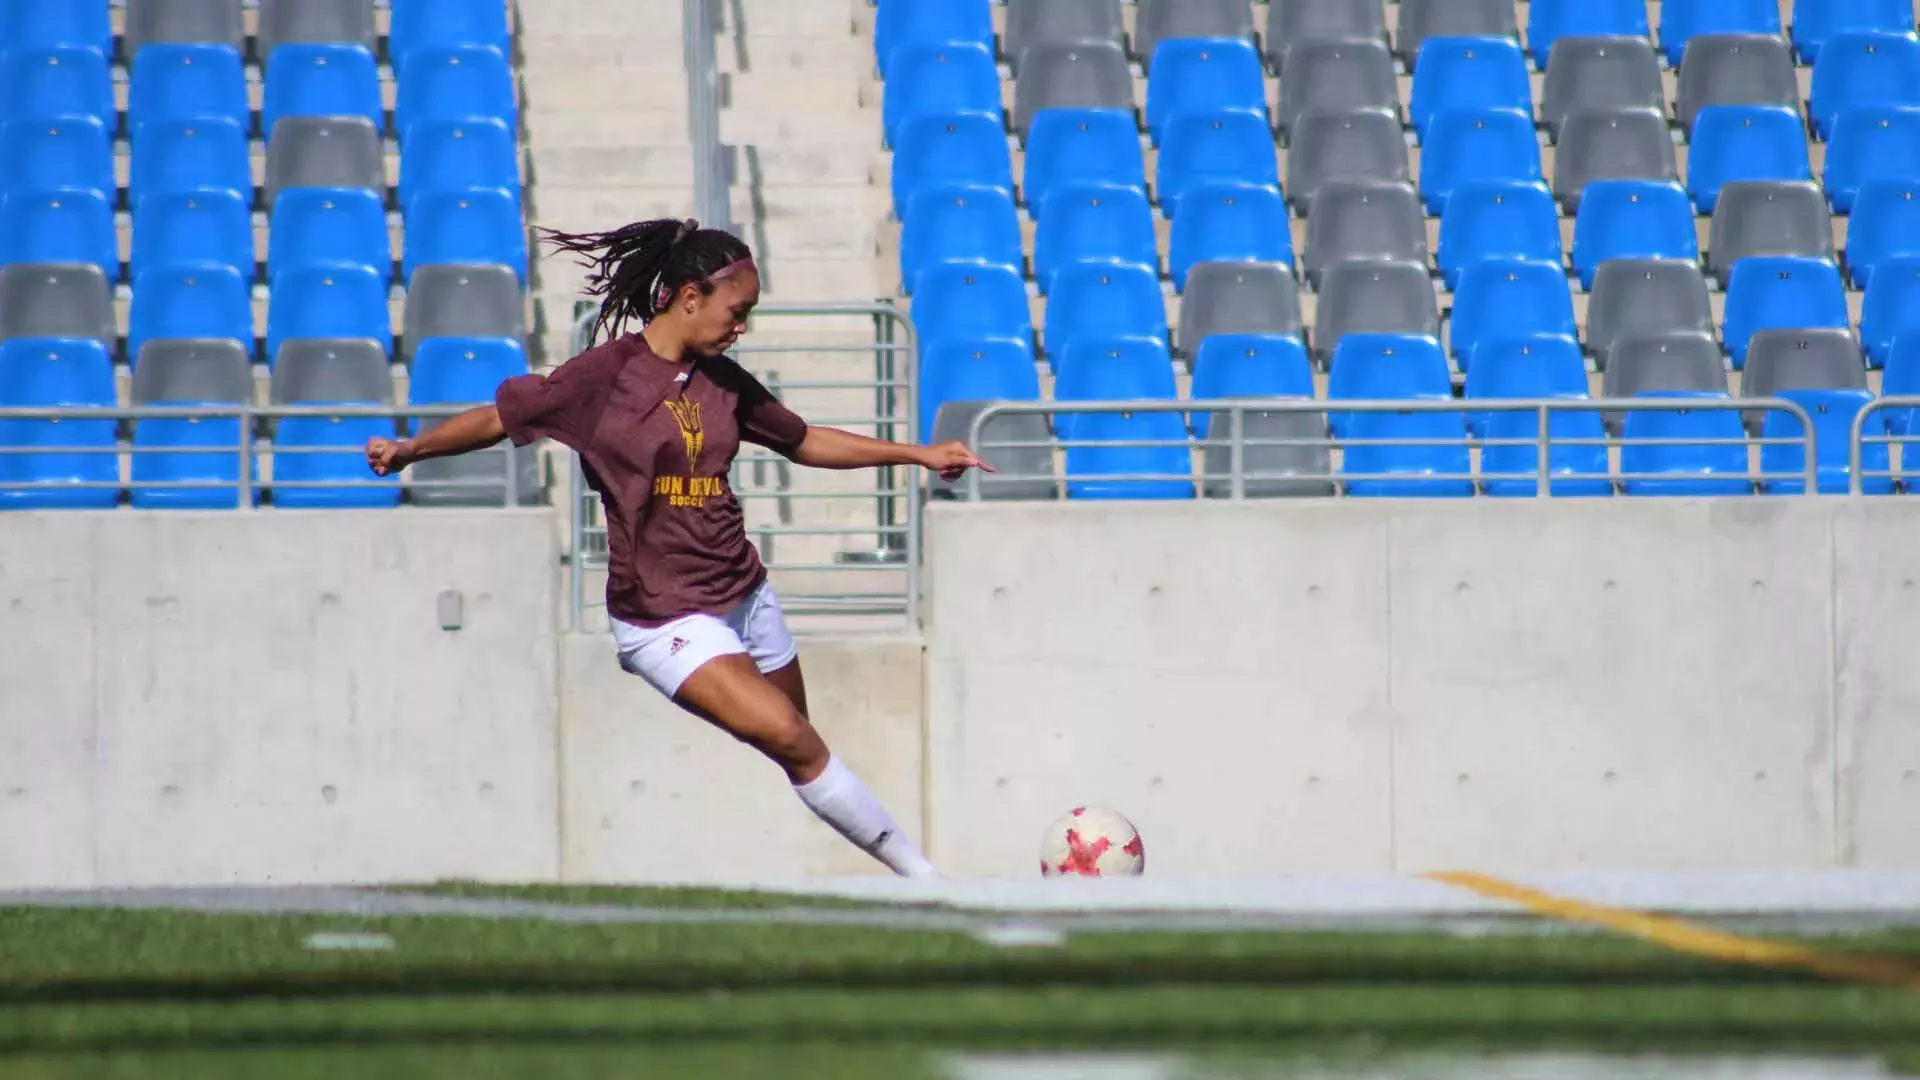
[365,437,414,476]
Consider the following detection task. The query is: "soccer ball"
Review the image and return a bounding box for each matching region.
[1039,806,1145,877]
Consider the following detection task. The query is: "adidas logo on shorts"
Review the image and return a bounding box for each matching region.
[669,637,689,656]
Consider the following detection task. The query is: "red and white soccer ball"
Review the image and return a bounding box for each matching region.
[1040,806,1145,877]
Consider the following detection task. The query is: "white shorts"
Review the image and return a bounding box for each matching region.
[610,579,798,699]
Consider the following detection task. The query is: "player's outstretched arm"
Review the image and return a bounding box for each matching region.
[366,405,509,476]
[790,426,994,482]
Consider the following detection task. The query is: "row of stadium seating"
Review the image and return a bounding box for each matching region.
[1,0,509,65]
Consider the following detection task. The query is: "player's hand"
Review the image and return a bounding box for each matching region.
[366,437,415,477]
[919,440,994,482]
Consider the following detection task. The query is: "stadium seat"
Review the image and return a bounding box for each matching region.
[2,117,111,196]
[1314,262,1442,362]
[1137,0,1255,66]
[1277,39,1398,139]
[269,338,391,405]
[0,337,116,509]
[1661,0,1783,68]
[1191,333,1316,437]
[899,184,1022,295]
[1011,41,1131,140]
[1859,255,1920,366]
[409,337,537,506]
[1601,331,1730,415]
[131,187,253,281]
[1301,180,1429,287]
[1824,106,1920,213]
[1021,109,1144,216]
[1674,33,1802,129]
[269,338,399,509]
[1758,388,1892,494]
[1168,182,1293,290]
[1178,262,1304,356]
[1420,108,1542,215]
[399,118,520,209]
[1437,181,1563,290]
[917,337,1042,445]
[409,334,522,406]
[1145,38,1265,144]
[1846,182,1920,287]
[1341,409,1474,497]
[403,188,529,284]
[125,0,244,57]
[1463,332,1590,436]
[1267,0,1387,66]
[1,48,112,126]
[1054,336,1177,402]
[908,263,1032,353]
[1620,391,1752,495]
[1448,260,1578,368]
[269,187,391,284]
[1480,401,1613,497]
[1034,183,1158,294]
[266,264,392,363]
[1330,332,1452,405]
[1586,260,1716,363]
[1541,36,1665,142]
[884,43,1002,149]
[1005,0,1123,73]
[1571,180,1698,291]
[264,116,385,205]
[129,338,254,509]
[389,0,511,73]
[259,0,377,59]
[1199,407,1335,498]
[1396,0,1520,66]
[1706,181,1834,288]
[874,0,994,79]
[1742,327,1868,401]
[1792,0,1917,63]
[0,264,113,344]
[890,112,1013,216]
[0,0,112,56]
[928,401,1060,500]
[262,44,383,138]
[1722,256,1850,368]
[1409,36,1532,144]
[128,264,253,363]
[1687,105,1814,214]
[1528,0,1652,69]
[1043,263,1168,360]
[401,265,526,359]
[1553,108,1680,212]
[1880,337,1920,434]
[1809,32,1920,141]
[1053,336,1190,499]
[131,117,249,201]
[1285,107,1410,213]
[1156,111,1281,217]
[394,46,517,141]
[128,43,247,134]
[1,189,117,283]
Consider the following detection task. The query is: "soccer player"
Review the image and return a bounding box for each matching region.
[367,219,987,877]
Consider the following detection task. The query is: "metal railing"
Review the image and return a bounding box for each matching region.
[684,0,730,233]
[1849,395,1920,495]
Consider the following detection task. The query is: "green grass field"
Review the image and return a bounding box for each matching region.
[3,886,1919,1078]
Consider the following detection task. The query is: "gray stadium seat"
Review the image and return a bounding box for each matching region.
[265,117,387,208]
[1014,41,1134,139]
[1601,331,1730,432]
[1543,37,1666,142]
[1675,34,1800,132]
[1202,409,1335,497]
[126,0,245,56]
[1178,262,1304,357]
[1136,0,1255,67]
[1300,180,1428,287]
[269,338,392,403]
[1741,328,1867,399]
[1587,260,1715,364]
[0,265,114,344]
[1706,181,1835,288]
[402,266,528,359]
[1285,107,1410,212]
[1395,0,1519,65]
[1006,0,1124,73]
[258,0,377,58]
[929,401,1060,500]
[1277,39,1397,138]
[1266,0,1387,68]
[1552,108,1679,212]
[1313,259,1440,360]
[132,339,253,403]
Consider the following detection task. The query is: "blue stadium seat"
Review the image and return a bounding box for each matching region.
[131,117,249,201]
[394,46,516,140]
[1448,260,1577,368]
[912,263,1033,352]
[881,42,1000,148]
[410,336,528,409]
[0,337,116,508]
[1053,333,1177,440]
[403,188,527,284]
[1722,256,1851,368]
[1043,263,1169,362]
[389,0,511,73]
[1143,38,1267,144]
[1462,333,1591,437]
[1571,179,1698,289]
[128,265,253,363]
[399,118,520,209]
[131,187,252,281]
[1881,335,1920,434]
[266,264,393,362]
[1,189,116,282]
[269,187,391,284]
[1619,391,1752,494]
[875,0,995,77]
[1528,0,1652,69]
[899,183,1022,295]
[1860,255,1920,366]
[1,47,112,125]
[1793,0,1917,63]
[1757,387,1892,494]
[1480,402,1613,497]
[263,43,382,138]
[1168,182,1294,291]
[1021,108,1145,215]
[1810,32,1920,140]
[918,337,1041,442]
[1054,337,1191,500]
[1,117,110,196]
[1033,182,1158,295]
[273,414,401,508]
[128,43,247,133]
[1419,108,1543,216]
[1846,181,1920,287]
[890,112,1012,216]
[1660,0,1782,67]
[1190,333,1314,437]
[1341,408,1474,497]
[1687,105,1814,213]
[1409,36,1532,144]
[1328,332,1451,437]
[131,409,250,509]
[1436,180,1562,290]
[0,0,112,57]
[1156,110,1281,217]
[1825,106,1920,213]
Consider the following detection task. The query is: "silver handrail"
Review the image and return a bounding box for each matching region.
[683,0,730,233]
[1847,395,1920,495]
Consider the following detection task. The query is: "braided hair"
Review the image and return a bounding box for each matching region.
[539,218,754,346]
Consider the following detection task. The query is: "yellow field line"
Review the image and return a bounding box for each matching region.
[1425,870,1920,992]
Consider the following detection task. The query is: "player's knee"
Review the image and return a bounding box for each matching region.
[751,706,826,772]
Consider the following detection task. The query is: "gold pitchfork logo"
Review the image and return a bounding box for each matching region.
[665,398,704,468]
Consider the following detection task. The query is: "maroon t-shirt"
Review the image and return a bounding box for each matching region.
[494,334,808,626]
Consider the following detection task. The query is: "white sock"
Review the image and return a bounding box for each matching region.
[793,756,938,878]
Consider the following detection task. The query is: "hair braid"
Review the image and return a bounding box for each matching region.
[537,218,753,345]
